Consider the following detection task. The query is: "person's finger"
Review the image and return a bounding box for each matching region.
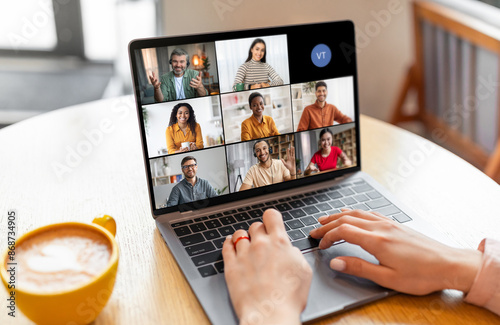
[198,70,202,78]
[248,221,266,239]
[318,222,372,250]
[317,209,379,226]
[330,256,394,287]
[222,235,236,264]
[261,209,288,239]
[232,229,251,253]
[370,210,394,221]
[310,214,375,240]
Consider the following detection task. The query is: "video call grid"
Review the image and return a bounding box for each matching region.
[133,33,358,209]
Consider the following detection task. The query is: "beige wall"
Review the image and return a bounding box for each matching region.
[161,0,413,121]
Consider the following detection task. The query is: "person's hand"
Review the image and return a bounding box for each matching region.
[309,164,319,173]
[189,142,197,151]
[309,209,483,295]
[260,82,270,88]
[223,209,312,325]
[149,72,161,89]
[190,71,204,90]
[339,152,352,166]
[177,147,189,153]
[281,146,296,173]
[250,83,262,89]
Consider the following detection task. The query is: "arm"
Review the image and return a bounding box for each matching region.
[222,209,312,325]
[239,169,254,191]
[207,182,218,198]
[269,117,280,136]
[194,124,204,150]
[239,183,252,191]
[189,70,208,97]
[309,209,483,296]
[296,107,310,132]
[339,151,352,166]
[282,147,296,181]
[266,64,283,86]
[464,238,500,315]
[166,187,180,207]
[233,64,248,91]
[150,72,164,102]
[333,106,353,124]
[166,126,177,154]
[304,161,319,176]
[240,120,251,141]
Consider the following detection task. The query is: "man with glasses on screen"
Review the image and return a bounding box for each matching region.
[166,156,217,207]
[149,48,208,102]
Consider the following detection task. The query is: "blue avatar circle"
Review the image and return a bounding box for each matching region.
[311,44,332,68]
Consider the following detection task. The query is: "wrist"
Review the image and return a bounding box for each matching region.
[240,306,301,325]
[443,247,482,292]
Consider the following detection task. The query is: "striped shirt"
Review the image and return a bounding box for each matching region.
[233,59,283,90]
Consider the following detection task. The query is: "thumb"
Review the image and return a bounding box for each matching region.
[330,257,391,286]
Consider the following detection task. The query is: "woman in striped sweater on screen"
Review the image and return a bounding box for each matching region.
[232,38,284,91]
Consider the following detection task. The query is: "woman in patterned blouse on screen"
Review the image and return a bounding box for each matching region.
[232,38,283,91]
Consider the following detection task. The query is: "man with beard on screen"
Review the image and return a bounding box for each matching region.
[239,139,296,191]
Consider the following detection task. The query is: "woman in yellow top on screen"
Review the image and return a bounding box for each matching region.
[241,92,280,141]
[232,38,283,91]
[166,103,204,154]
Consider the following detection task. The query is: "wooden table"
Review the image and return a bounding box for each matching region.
[1,96,499,324]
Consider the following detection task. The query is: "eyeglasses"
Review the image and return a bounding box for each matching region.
[181,163,197,170]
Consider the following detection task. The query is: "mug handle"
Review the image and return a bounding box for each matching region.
[92,214,117,236]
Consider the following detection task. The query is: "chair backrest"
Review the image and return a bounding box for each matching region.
[392,0,500,179]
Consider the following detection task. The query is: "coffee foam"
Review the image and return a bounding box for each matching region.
[14,226,112,293]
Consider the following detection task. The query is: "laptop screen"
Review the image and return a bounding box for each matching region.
[129,21,361,215]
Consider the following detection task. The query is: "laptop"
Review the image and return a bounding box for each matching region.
[128,21,450,324]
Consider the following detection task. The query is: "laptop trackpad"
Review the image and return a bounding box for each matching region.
[301,243,392,322]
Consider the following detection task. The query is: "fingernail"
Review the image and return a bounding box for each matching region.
[330,259,346,271]
[226,235,232,241]
[318,216,326,223]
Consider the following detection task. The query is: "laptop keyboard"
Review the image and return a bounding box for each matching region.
[170,179,412,278]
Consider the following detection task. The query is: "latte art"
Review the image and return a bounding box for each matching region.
[16,227,112,293]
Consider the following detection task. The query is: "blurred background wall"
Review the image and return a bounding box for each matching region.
[0,0,413,128]
[1,0,498,130]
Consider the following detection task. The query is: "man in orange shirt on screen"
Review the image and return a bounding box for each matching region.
[297,81,352,131]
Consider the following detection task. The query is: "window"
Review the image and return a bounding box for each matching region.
[0,0,57,51]
[476,0,500,8]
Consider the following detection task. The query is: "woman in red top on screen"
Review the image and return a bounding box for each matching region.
[304,128,352,176]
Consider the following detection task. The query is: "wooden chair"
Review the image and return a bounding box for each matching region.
[391,0,500,180]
